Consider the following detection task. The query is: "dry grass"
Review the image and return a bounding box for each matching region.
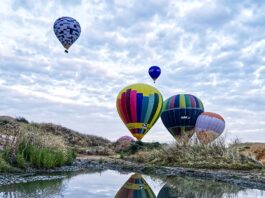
[0,117,75,169]
[0,116,111,153]
[235,143,265,165]
[127,139,264,170]
[18,125,66,151]
[34,123,111,150]
[0,121,67,153]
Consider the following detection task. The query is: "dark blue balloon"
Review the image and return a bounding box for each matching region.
[148,66,161,83]
[54,16,81,53]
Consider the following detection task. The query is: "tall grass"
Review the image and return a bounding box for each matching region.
[2,124,75,169]
[127,138,264,170]
[0,152,13,172]
[15,141,75,169]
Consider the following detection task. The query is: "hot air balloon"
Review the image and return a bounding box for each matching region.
[148,66,161,83]
[115,173,155,198]
[117,135,135,143]
[116,83,163,141]
[53,16,81,53]
[161,94,204,143]
[195,112,225,144]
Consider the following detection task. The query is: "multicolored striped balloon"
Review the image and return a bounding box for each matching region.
[116,83,163,141]
[195,112,225,144]
[115,173,155,198]
[161,94,204,143]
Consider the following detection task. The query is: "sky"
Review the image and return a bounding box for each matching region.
[0,0,265,143]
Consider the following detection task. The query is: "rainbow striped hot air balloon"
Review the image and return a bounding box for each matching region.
[115,173,155,198]
[195,112,225,144]
[161,94,204,143]
[116,83,163,141]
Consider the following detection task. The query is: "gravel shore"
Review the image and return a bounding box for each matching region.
[0,157,264,190]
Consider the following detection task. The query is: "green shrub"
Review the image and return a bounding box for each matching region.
[65,149,76,165]
[0,153,13,172]
[2,148,14,163]
[15,153,26,169]
[15,117,29,124]
[16,141,76,169]
[126,141,162,154]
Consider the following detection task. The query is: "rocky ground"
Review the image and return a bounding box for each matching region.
[0,156,264,190]
[0,174,66,186]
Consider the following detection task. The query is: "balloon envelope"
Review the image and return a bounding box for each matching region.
[161,94,204,143]
[116,83,163,141]
[148,66,161,82]
[195,112,225,144]
[115,173,155,198]
[53,16,81,52]
[117,135,135,143]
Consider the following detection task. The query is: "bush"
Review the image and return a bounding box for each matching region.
[116,141,162,155]
[15,117,29,124]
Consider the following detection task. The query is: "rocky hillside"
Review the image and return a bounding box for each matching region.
[0,116,112,155]
[0,116,264,166]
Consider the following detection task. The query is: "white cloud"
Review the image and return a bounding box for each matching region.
[0,0,265,143]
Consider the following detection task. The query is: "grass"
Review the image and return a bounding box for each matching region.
[0,151,15,172]
[13,141,75,169]
[126,139,264,170]
[114,141,162,155]
[1,116,264,172]
[0,119,76,170]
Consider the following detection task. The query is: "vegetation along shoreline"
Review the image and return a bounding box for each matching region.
[0,116,264,190]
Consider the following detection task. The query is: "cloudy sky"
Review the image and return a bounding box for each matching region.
[0,0,265,143]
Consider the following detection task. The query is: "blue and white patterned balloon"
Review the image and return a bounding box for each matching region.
[53,16,81,53]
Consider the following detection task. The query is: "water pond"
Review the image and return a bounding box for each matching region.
[0,169,264,198]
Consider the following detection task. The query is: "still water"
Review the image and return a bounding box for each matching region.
[0,169,264,198]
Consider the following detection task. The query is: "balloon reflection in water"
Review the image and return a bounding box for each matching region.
[115,173,155,198]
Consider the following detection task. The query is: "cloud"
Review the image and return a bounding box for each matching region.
[0,0,265,142]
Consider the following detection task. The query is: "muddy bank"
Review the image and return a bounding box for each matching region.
[0,157,265,190]
[73,157,265,190]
